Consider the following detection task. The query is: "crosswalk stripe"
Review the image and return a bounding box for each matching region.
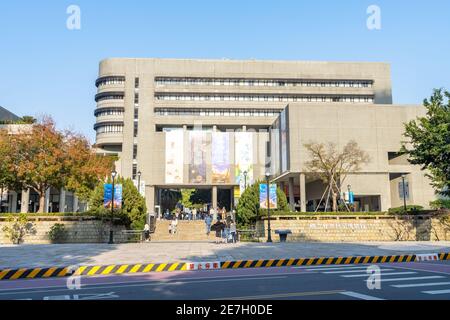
[302,266,370,271]
[340,291,384,300]
[392,282,450,288]
[342,272,416,278]
[422,289,450,295]
[373,276,445,283]
[294,264,370,270]
[323,268,394,274]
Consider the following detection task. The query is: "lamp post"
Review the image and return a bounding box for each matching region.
[137,171,142,195]
[109,170,117,244]
[266,172,273,243]
[243,171,248,190]
[401,174,407,212]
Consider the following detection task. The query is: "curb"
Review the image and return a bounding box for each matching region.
[1,252,449,281]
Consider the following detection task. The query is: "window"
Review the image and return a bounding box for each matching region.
[133,145,138,160]
[96,76,125,87]
[134,122,139,137]
[135,93,139,104]
[135,78,140,88]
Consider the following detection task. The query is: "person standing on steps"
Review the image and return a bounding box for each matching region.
[204,213,212,236]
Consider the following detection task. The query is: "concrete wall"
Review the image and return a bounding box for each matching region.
[256,216,450,242]
[0,217,128,244]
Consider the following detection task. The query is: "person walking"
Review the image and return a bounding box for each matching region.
[171,217,178,236]
[144,223,151,242]
[204,214,212,236]
[229,220,237,244]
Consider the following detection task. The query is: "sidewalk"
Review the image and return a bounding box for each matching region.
[1,241,450,269]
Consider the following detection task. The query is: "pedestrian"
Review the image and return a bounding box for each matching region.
[144,223,151,242]
[204,214,212,236]
[211,219,226,244]
[171,218,178,235]
[230,221,237,243]
[192,208,197,221]
[221,207,227,221]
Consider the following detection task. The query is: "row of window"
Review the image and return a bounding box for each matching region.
[96,124,124,134]
[95,108,124,117]
[155,77,373,88]
[154,108,282,117]
[96,76,125,87]
[95,93,125,102]
[155,94,374,103]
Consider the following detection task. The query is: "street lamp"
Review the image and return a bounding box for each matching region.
[137,171,142,195]
[266,171,273,243]
[243,171,248,190]
[109,170,117,244]
[401,174,407,212]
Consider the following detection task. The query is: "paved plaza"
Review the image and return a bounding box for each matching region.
[1,241,450,269]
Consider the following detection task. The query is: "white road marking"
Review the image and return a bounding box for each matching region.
[0,275,288,296]
[302,266,371,271]
[293,264,370,270]
[342,272,416,278]
[323,269,394,274]
[340,291,384,300]
[368,276,445,283]
[422,289,450,295]
[392,282,450,288]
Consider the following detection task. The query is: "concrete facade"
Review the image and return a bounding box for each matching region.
[94,58,435,213]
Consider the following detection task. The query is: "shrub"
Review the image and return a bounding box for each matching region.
[430,199,450,210]
[388,205,424,215]
[47,223,68,243]
[1,213,36,244]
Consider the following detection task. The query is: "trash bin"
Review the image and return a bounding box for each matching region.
[275,230,292,242]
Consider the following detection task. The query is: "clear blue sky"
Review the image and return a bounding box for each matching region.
[0,0,449,142]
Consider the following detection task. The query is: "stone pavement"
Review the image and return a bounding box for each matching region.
[1,241,450,269]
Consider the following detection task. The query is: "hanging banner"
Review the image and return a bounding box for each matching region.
[165,130,184,184]
[259,183,278,209]
[212,132,231,184]
[235,132,253,189]
[189,131,207,184]
[104,184,123,209]
[133,180,146,197]
[280,108,290,173]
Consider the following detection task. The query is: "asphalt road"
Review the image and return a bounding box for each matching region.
[1,260,450,300]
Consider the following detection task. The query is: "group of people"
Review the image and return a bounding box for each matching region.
[204,214,238,244]
[162,206,229,222]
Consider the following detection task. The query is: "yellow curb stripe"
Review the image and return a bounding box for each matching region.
[244,261,253,268]
[130,264,142,273]
[156,264,167,272]
[380,256,388,263]
[372,256,379,263]
[354,257,362,264]
[75,266,87,276]
[233,261,243,268]
[168,263,179,272]
[116,265,129,274]
[101,265,116,275]
[344,257,352,265]
[179,263,187,271]
[255,260,264,268]
[276,259,285,267]
[266,260,275,267]
[221,261,231,269]
[10,269,27,280]
[326,257,334,265]
[27,268,42,279]
[389,256,396,263]
[335,257,343,265]
[306,258,314,266]
[143,264,155,273]
[295,259,305,266]
[286,258,295,266]
[43,267,57,278]
[57,268,69,277]
[87,266,101,276]
[362,256,370,264]
[407,255,414,262]
[316,258,325,265]
[0,269,11,280]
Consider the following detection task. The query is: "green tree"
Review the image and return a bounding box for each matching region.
[89,176,147,230]
[236,181,288,226]
[180,189,194,208]
[401,89,450,197]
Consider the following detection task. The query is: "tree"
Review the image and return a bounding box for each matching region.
[236,181,288,226]
[0,117,115,213]
[180,189,194,208]
[304,141,370,212]
[89,176,147,230]
[401,89,450,197]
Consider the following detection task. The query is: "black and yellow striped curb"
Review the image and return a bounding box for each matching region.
[1,252,449,281]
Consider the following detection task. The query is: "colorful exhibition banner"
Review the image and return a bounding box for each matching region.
[104,184,123,209]
[165,130,184,184]
[235,132,253,188]
[280,108,289,173]
[270,118,281,176]
[212,132,231,184]
[189,131,207,184]
[259,183,278,210]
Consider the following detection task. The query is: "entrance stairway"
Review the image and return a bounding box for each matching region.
[151,220,213,242]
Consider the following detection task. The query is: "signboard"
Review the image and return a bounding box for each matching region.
[212,132,231,184]
[398,181,410,200]
[259,183,278,209]
[165,130,184,184]
[188,131,207,184]
[235,132,253,186]
[344,191,355,204]
[104,184,123,209]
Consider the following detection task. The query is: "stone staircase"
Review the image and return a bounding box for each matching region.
[151,220,214,242]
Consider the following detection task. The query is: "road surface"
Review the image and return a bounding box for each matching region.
[1,260,450,300]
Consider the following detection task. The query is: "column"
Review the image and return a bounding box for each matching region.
[212,186,218,209]
[20,189,30,213]
[44,188,51,213]
[10,192,18,213]
[59,189,66,213]
[73,195,79,213]
[288,177,295,211]
[147,186,155,213]
[300,173,307,212]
